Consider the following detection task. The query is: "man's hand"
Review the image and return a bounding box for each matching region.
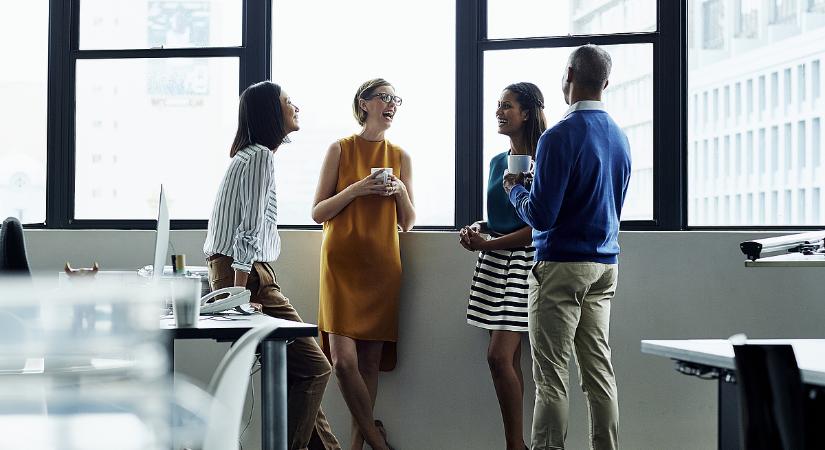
[503,170,527,195]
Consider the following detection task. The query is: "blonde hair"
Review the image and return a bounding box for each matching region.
[352,78,393,126]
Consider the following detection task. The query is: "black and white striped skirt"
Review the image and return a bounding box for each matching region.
[466,246,535,332]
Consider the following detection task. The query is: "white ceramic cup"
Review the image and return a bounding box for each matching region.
[370,167,393,184]
[172,276,201,328]
[507,154,532,174]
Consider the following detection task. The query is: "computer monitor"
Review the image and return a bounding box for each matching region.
[152,185,170,282]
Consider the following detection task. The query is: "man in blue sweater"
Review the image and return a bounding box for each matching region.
[504,44,631,450]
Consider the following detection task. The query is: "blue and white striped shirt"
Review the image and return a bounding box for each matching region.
[203,144,281,273]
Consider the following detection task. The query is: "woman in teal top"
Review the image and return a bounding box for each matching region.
[459,82,547,450]
[486,151,531,235]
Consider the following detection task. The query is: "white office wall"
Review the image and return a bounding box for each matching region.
[23,230,825,450]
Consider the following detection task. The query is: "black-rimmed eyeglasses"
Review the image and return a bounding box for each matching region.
[364,92,403,106]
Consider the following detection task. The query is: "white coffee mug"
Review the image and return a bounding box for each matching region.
[370,167,393,184]
[507,155,532,174]
[172,276,201,328]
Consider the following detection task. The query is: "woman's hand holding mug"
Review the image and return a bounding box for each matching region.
[384,173,406,196]
[347,171,388,198]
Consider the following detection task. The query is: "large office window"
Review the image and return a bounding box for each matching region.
[74,58,238,219]
[34,1,808,230]
[71,0,244,222]
[271,0,455,226]
[688,0,825,226]
[0,2,48,224]
[482,45,653,221]
[482,1,656,222]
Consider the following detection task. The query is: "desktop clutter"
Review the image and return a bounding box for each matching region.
[137,255,253,327]
[62,257,251,330]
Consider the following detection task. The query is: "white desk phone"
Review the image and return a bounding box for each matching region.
[199,287,251,315]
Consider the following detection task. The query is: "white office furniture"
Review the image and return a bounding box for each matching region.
[0,279,171,449]
[201,322,280,450]
[744,253,825,267]
[641,339,825,449]
[0,412,156,450]
[161,312,317,450]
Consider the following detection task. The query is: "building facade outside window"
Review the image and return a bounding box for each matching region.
[689,0,825,226]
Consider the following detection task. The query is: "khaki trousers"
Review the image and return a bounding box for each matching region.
[207,255,341,450]
[528,261,620,450]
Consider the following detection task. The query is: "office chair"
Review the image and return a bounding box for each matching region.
[0,217,31,276]
[732,344,806,450]
[201,322,280,450]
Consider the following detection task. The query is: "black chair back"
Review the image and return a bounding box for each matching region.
[733,344,805,450]
[0,217,31,276]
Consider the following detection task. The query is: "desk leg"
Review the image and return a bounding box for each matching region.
[261,340,287,450]
[165,335,175,450]
[718,376,741,450]
[165,336,175,373]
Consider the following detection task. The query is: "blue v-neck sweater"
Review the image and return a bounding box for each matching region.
[509,107,632,264]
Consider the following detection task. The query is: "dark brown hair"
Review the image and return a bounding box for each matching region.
[504,82,548,157]
[229,81,290,157]
[353,78,393,126]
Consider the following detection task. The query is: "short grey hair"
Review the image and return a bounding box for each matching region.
[568,44,612,92]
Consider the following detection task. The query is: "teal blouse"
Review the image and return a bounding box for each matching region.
[487,151,527,235]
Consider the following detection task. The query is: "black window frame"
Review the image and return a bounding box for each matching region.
[36,0,687,231]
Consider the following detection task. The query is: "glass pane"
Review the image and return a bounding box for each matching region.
[483,44,653,221]
[487,0,656,39]
[687,0,825,226]
[79,0,242,50]
[75,58,239,220]
[272,0,455,226]
[0,1,48,224]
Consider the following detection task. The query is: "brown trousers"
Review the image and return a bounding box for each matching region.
[207,255,340,450]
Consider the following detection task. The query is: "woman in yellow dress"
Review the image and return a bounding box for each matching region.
[311,78,415,450]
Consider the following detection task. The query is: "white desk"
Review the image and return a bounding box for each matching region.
[641,339,825,386]
[0,413,156,450]
[744,253,825,267]
[642,339,825,449]
[162,312,318,450]
[0,357,134,375]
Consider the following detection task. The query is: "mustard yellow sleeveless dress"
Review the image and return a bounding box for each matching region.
[318,134,402,371]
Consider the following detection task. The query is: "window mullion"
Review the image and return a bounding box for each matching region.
[456,0,485,227]
[46,0,73,228]
[656,0,686,230]
[242,0,269,92]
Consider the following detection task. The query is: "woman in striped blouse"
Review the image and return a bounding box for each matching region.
[203,81,340,450]
[458,82,547,450]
